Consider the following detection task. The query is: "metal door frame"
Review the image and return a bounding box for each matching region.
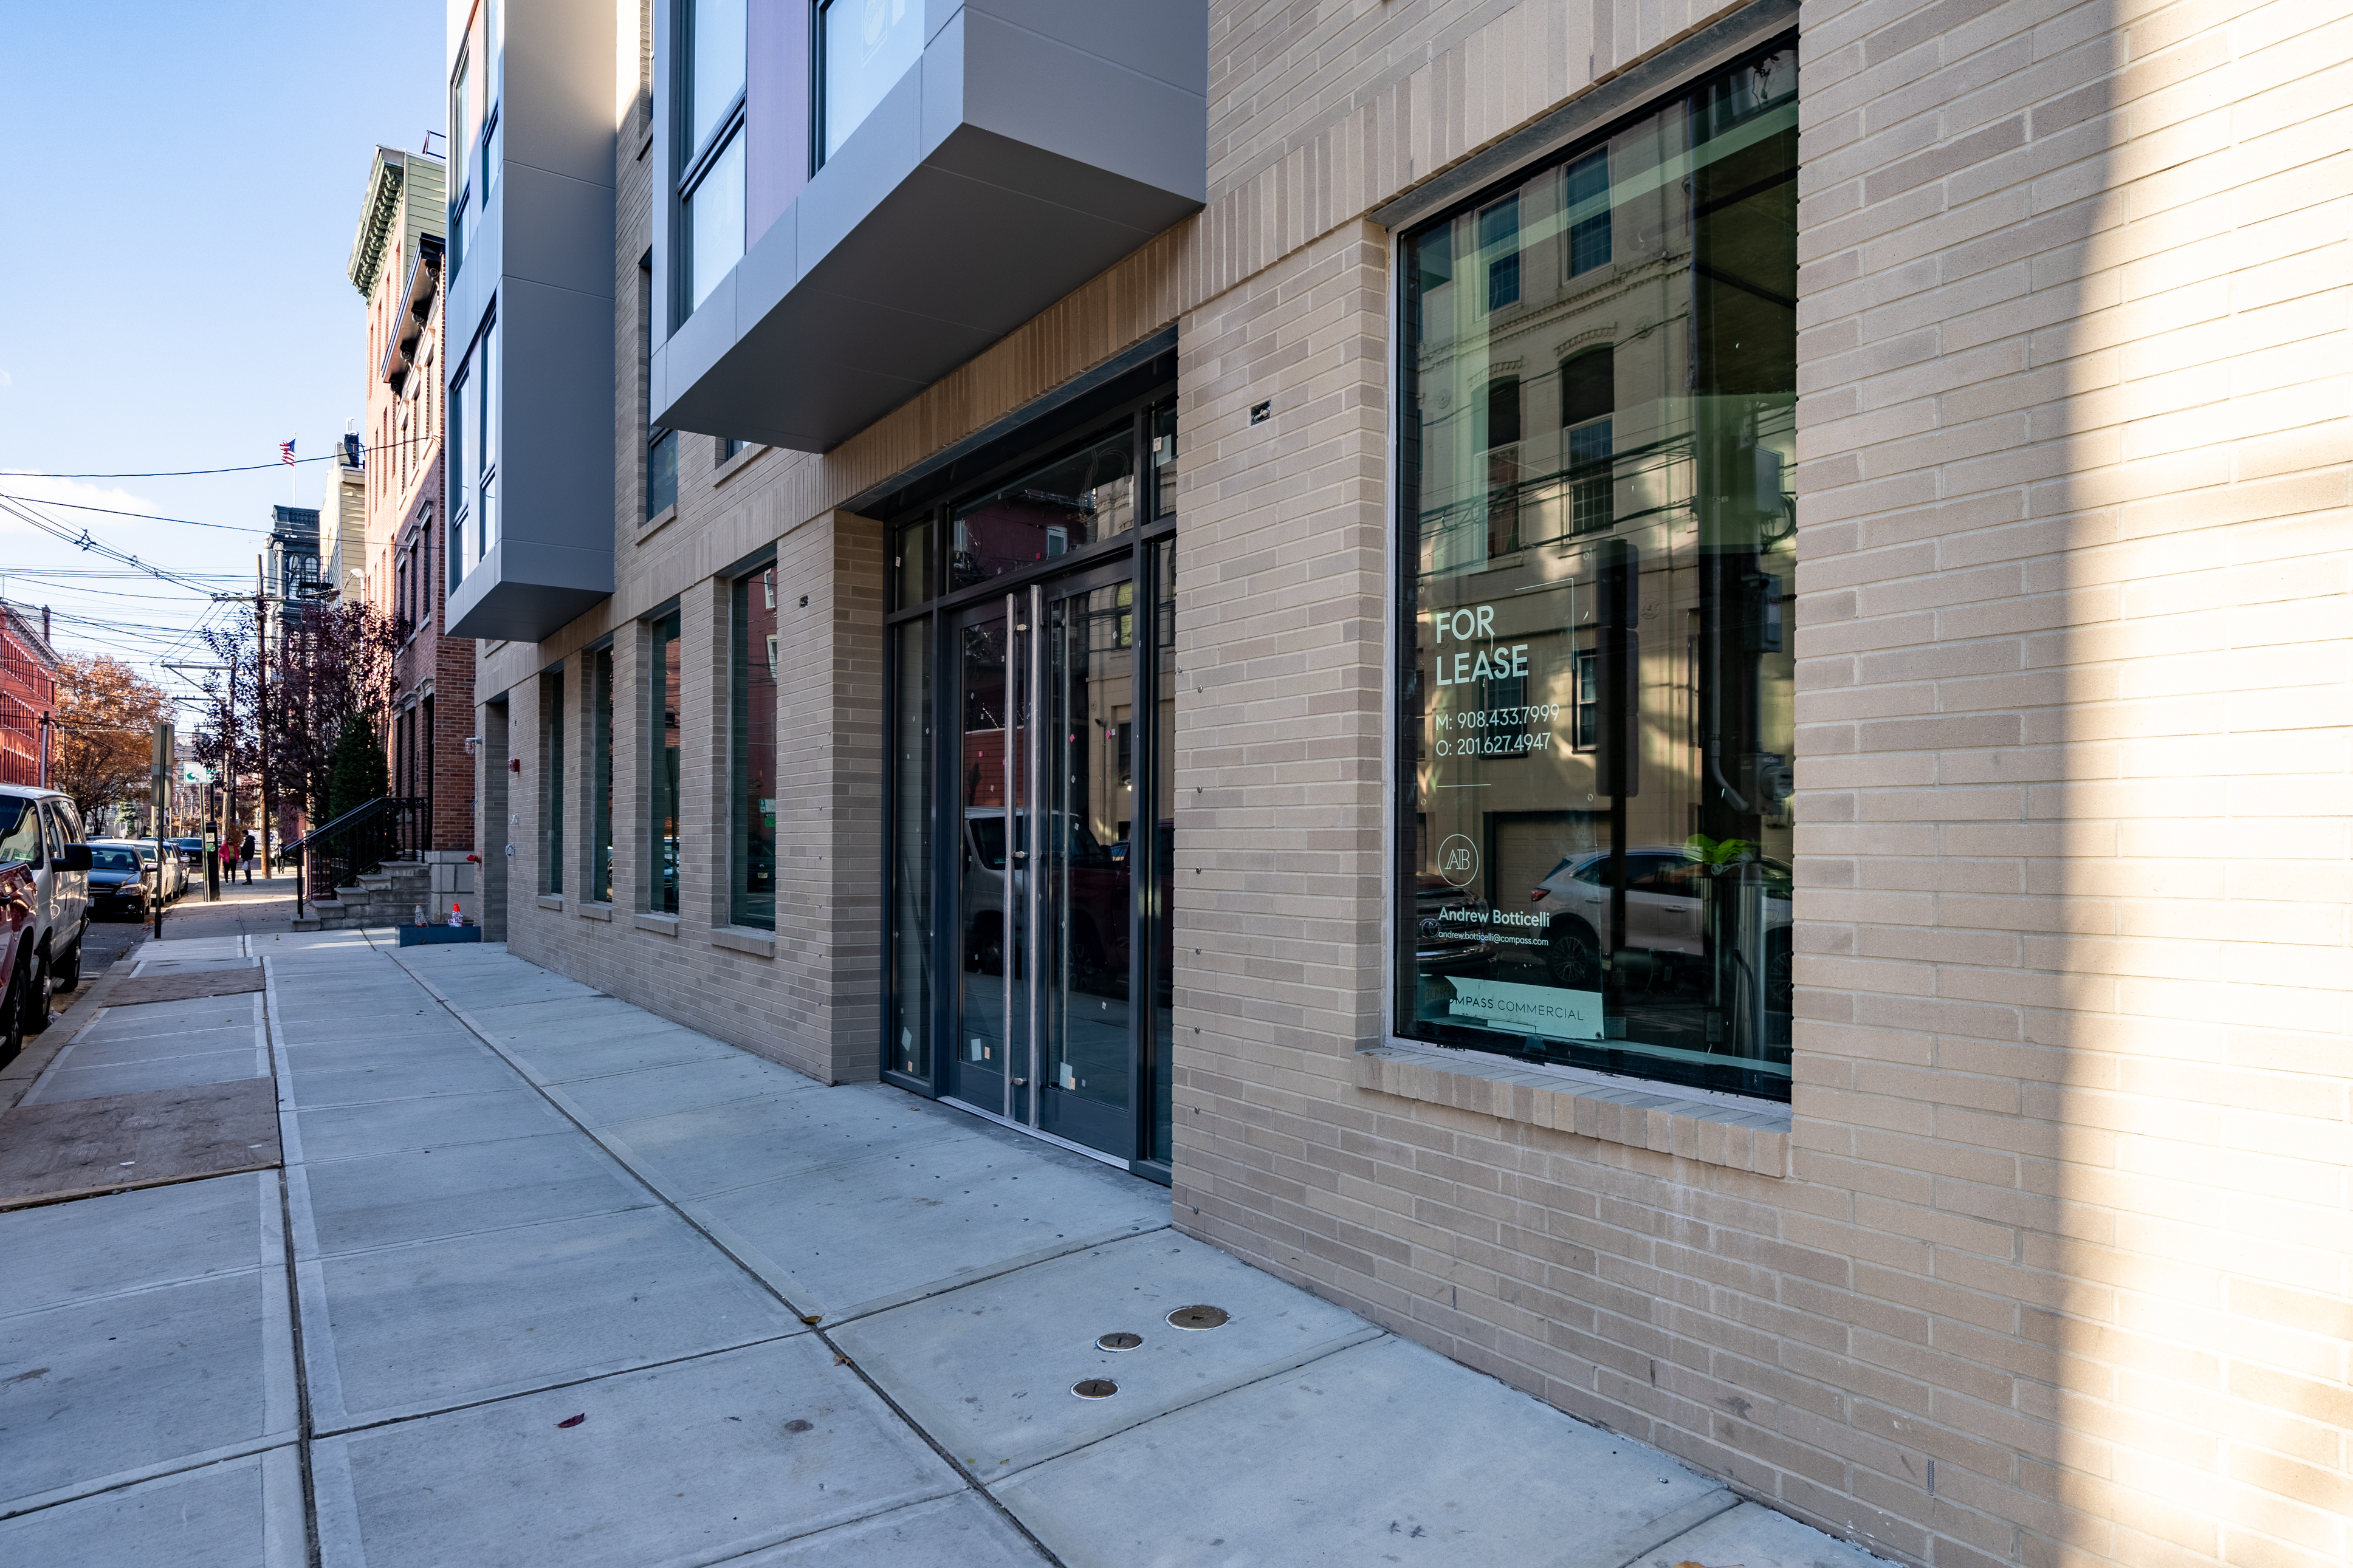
[935,555,1144,1166]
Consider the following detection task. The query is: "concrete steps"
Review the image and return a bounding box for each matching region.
[292,860,431,932]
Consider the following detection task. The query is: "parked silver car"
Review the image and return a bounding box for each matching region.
[0,785,94,1035]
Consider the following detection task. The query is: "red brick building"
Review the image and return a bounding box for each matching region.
[349,144,475,910]
[0,602,58,789]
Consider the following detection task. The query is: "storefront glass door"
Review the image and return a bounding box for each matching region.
[947,564,1147,1159]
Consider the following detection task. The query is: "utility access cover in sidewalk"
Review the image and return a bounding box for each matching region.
[0,1079,281,1209]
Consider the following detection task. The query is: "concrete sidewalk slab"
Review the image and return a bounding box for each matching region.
[0,1171,272,1320]
[0,1445,304,1568]
[495,1022,744,1082]
[833,1230,1384,1474]
[540,1052,819,1125]
[312,1337,964,1568]
[290,1131,650,1258]
[689,1132,1168,1323]
[726,1491,1045,1566]
[992,1334,1736,1568]
[75,996,263,1044]
[600,1083,973,1200]
[299,1205,809,1430]
[281,1049,531,1108]
[62,1016,261,1063]
[0,1175,295,1516]
[1633,1500,1895,1568]
[291,1086,574,1163]
[459,995,644,1030]
[22,1049,267,1107]
[0,1079,280,1210]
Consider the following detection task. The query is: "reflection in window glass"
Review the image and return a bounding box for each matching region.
[1148,538,1175,1163]
[894,517,932,606]
[647,428,677,518]
[688,0,746,158]
[823,0,923,162]
[730,566,778,931]
[589,648,614,902]
[542,669,564,895]
[888,618,932,1077]
[1398,45,1798,1101]
[648,611,682,914]
[1149,401,1178,519]
[689,130,744,310]
[950,429,1134,592]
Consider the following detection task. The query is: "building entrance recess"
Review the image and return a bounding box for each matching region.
[885,399,1178,1176]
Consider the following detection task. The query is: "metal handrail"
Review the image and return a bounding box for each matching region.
[292,796,427,921]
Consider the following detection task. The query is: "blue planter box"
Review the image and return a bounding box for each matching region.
[397,925,483,947]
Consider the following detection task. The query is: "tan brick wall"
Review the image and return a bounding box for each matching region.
[467,2,2349,1563]
[1792,0,2353,1562]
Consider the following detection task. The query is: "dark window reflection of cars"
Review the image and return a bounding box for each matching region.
[1414,874,1496,974]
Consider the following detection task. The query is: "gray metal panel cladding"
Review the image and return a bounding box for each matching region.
[444,0,618,645]
[654,1,1207,454]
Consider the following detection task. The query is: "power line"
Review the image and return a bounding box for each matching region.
[0,493,273,535]
[0,496,233,595]
[2,430,439,481]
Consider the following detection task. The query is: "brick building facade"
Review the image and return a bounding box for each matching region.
[0,602,58,789]
[459,4,2351,1565]
[351,143,474,891]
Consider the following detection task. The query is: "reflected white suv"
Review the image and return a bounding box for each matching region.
[1528,846,1791,993]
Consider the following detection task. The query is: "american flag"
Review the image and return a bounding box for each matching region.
[280,439,297,466]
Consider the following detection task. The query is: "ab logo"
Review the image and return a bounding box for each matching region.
[1438,834,1479,889]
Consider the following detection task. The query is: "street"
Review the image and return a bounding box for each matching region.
[0,916,1878,1567]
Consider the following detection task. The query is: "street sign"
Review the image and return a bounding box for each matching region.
[181,762,213,784]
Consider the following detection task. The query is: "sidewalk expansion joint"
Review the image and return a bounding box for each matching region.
[301,1330,817,1442]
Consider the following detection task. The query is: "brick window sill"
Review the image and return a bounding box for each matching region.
[535,894,563,911]
[575,902,614,922]
[633,912,681,936]
[639,503,678,543]
[1356,1039,1790,1177]
[713,443,767,488]
[711,925,774,958]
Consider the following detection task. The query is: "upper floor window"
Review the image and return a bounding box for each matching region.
[821,0,922,163]
[677,0,746,315]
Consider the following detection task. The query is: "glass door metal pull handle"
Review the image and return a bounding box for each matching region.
[1026,581,1046,1130]
[1003,592,1019,1125]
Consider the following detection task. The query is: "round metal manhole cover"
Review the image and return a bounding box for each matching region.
[1095,1332,1143,1352]
[1071,1378,1119,1400]
[1166,1305,1229,1331]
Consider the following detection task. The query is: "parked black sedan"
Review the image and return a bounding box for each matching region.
[86,844,151,921]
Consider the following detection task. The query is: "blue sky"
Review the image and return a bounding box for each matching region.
[0,2,444,716]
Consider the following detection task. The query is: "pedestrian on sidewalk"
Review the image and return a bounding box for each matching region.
[239,831,256,884]
[219,840,240,885]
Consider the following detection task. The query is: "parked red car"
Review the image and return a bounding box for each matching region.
[0,859,36,1063]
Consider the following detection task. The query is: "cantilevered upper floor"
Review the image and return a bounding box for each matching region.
[650,0,1206,453]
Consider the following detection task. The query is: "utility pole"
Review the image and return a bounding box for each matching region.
[151,716,173,940]
[256,555,272,880]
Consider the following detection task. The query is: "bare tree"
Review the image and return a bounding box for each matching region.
[270,601,406,824]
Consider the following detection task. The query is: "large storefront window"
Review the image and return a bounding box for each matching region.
[541,668,564,895]
[730,563,778,930]
[648,609,682,915]
[1397,44,1798,1100]
[588,645,614,903]
[884,384,1178,1175]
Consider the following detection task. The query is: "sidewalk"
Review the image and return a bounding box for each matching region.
[0,925,1889,1567]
